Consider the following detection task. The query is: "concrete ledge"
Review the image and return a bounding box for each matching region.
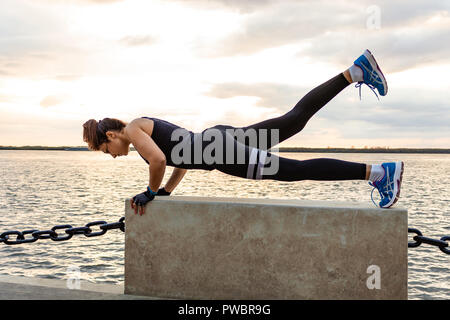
[0,275,160,300]
[124,196,408,300]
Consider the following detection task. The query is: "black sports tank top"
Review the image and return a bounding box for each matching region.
[138,117,213,170]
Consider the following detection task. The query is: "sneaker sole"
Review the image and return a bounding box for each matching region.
[382,161,404,208]
[364,49,388,96]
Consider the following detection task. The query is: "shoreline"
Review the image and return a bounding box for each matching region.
[1,146,450,154]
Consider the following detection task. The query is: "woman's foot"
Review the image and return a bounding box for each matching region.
[369,161,404,208]
[348,49,388,99]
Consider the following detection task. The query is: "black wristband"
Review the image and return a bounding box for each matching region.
[157,187,171,196]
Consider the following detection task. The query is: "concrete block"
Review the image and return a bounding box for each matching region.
[124,196,407,299]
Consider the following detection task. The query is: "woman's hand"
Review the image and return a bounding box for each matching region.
[156,187,171,196]
[131,189,155,215]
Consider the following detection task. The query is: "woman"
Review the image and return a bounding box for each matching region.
[83,49,404,215]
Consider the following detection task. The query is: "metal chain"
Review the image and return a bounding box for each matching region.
[408,228,450,255]
[0,217,125,245]
[1,218,449,256]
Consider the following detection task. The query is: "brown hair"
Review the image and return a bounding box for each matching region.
[82,118,127,151]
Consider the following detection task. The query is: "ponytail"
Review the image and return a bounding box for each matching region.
[82,118,127,151]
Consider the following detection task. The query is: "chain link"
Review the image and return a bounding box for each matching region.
[1,218,448,256]
[408,228,450,254]
[0,217,125,245]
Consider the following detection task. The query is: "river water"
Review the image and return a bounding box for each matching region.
[0,150,448,299]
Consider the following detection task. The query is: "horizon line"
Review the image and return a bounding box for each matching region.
[1,145,450,151]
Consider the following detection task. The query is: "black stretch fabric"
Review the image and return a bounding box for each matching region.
[138,117,215,170]
[138,73,367,181]
[138,117,181,166]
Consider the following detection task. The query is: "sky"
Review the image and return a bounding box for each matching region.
[0,0,449,148]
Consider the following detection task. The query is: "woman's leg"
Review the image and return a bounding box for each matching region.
[209,50,402,207]
[209,128,403,208]
[212,130,366,181]
[260,156,366,181]
[230,49,389,150]
[230,73,350,150]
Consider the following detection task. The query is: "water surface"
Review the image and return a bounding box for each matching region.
[0,150,448,299]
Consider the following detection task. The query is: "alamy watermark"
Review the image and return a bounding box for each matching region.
[66,265,81,290]
[169,127,280,178]
[366,5,381,30]
[366,264,381,290]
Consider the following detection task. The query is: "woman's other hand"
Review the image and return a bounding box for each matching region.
[131,190,155,215]
[156,187,171,196]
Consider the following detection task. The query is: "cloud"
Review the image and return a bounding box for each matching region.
[40,95,68,108]
[119,35,158,47]
[0,110,87,146]
[0,1,65,43]
[204,80,450,138]
[162,0,279,13]
[165,0,450,21]
[188,0,450,73]
[0,94,13,102]
[369,0,450,27]
[296,18,450,72]
[205,81,309,112]
[193,1,364,57]
[53,74,84,81]
[1,0,449,147]
[34,0,124,4]
[79,0,123,3]
[0,1,109,81]
[0,69,13,76]
[0,0,88,73]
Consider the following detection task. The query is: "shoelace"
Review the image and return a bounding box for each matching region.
[355,61,383,101]
[355,82,380,101]
[368,168,394,207]
[369,181,382,207]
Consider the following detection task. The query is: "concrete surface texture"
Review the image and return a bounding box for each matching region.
[124,196,408,300]
[0,275,159,300]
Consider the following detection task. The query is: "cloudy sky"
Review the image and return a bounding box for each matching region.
[1,0,449,148]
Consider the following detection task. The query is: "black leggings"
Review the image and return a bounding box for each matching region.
[205,73,367,181]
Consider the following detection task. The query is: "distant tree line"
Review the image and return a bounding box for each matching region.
[1,146,450,154]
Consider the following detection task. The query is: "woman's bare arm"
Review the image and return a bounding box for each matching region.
[163,167,187,192]
[127,123,166,192]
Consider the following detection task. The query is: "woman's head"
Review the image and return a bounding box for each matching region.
[82,118,130,158]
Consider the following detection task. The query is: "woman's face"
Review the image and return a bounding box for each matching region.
[99,130,130,158]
